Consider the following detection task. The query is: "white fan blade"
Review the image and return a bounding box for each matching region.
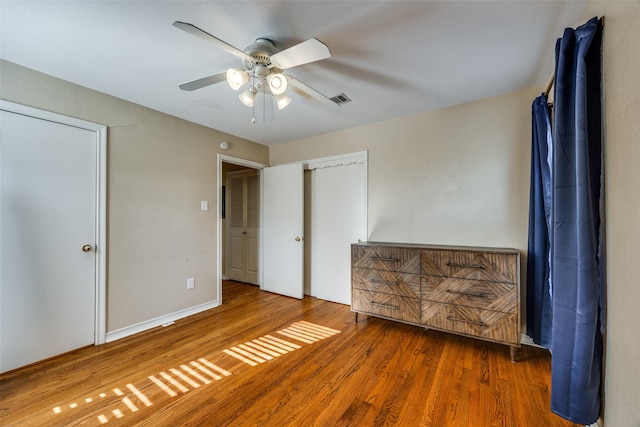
[173,21,253,63]
[178,72,227,91]
[270,38,330,70]
[286,76,340,112]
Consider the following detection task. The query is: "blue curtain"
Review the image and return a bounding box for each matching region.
[550,16,604,425]
[526,94,553,348]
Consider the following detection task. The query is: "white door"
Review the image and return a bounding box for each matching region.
[0,109,98,372]
[228,173,245,282]
[262,163,304,299]
[310,160,367,304]
[244,172,260,284]
[227,170,259,285]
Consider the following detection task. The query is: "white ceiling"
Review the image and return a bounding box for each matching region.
[0,1,590,146]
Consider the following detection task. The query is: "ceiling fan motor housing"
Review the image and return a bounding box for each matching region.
[242,38,282,74]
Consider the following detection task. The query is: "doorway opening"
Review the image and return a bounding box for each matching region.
[223,167,259,285]
[216,151,368,307]
[217,154,266,305]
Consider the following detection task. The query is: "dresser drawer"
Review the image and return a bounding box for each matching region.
[352,289,421,324]
[421,275,517,313]
[352,246,420,274]
[421,301,518,344]
[352,268,420,299]
[421,249,518,284]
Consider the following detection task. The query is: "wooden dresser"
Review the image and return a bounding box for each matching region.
[351,242,521,361]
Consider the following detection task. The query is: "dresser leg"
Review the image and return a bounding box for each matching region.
[354,312,370,323]
[510,346,519,363]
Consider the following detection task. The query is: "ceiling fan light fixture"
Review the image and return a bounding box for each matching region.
[275,93,292,110]
[239,88,255,107]
[267,73,288,95]
[173,22,338,123]
[226,68,248,91]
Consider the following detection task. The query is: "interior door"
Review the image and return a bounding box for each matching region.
[0,109,97,373]
[262,163,304,299]
[228,173,246,282]
[245,172,260,284]
[227,170,259,285]
[310,161,367,304]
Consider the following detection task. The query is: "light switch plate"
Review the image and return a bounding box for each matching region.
[200,200,208,211]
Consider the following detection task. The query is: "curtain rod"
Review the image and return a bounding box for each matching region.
[543,16,605,98]
[544,75,555,98]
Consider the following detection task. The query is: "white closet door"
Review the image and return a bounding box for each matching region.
[310,161,367,304]
[0,110,97,372]
[245,173,260,284]
[228,174,245,282]
[227,171,260,285]
[262,163,304,299]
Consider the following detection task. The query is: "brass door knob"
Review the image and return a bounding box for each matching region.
[82,244,93,252]
[295,236,302,242]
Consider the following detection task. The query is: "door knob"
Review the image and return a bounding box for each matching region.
[82,244,93,252]
[295,236,302,242]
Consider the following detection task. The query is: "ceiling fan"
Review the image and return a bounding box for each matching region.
[173,21,339,123]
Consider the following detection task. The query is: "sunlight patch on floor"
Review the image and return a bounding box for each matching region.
[49,321,340,425]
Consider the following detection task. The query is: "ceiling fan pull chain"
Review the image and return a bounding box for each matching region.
[251,76,256,124]
[251,102,256,124]
[262,88,266,124]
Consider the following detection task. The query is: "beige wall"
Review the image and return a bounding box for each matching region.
[0,60,269,332]
[271,86,538,253]
[583,2,640,426]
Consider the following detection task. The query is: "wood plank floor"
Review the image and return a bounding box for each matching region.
[0,281,579,427]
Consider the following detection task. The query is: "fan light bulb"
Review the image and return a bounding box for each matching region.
[239,89,255,107]
[275,94,292,110]
[267,74,288,95]
[226,68,248,91]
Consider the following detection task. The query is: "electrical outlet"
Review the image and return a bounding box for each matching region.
[187,277,195,290]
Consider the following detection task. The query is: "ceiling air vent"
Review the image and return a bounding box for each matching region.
[330,93,351,105]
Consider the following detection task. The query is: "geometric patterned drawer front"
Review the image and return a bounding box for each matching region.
[352,289,421,324]
[421,250,518,284]
[351,242,521,356]
[421,301,519,345]
[352,267,420,299]
[352,246,420,274]
[421,275,517,313]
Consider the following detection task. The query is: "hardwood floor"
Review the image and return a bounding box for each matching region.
[0,281,579,427]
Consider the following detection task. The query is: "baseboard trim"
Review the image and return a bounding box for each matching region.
[587,418,604,427]
[105,300,219,343]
